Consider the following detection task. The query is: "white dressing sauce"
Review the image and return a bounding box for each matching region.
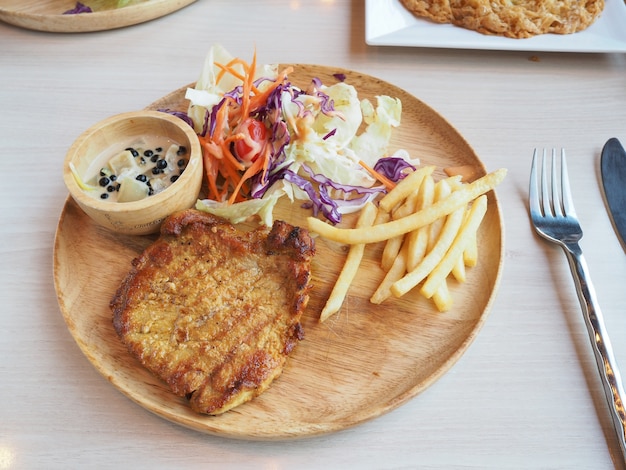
[82,136,189,202]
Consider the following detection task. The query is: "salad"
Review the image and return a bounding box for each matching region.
[172,45,419,226]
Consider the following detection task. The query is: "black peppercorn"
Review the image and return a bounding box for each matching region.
[125,147,139,157]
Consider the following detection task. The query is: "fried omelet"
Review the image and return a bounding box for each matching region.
[400,0,604,38]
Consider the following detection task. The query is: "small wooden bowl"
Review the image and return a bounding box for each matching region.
[62,110,203,235]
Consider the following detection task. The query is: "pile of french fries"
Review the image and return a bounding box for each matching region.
[308,166,507,322]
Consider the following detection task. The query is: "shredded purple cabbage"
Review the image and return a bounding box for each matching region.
[157,109,195,129]
[249,161,384,225]
[322,129,337,140]
[250,162,291,199]
[206,99,224,138]
[293,164,385,224]
[63,2,92,14]
[333,73,347,82]
[283,170,342,223]
[301,163,384,197]
[374,156,417,182]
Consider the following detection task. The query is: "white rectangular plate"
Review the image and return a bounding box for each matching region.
[366,0,626,53]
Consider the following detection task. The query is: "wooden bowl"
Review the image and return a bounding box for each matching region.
[62,110,202,235]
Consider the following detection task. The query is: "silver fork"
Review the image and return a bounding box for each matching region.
[530,148,626,463]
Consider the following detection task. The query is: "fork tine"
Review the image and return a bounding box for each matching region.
[560,149,577,218]
[551,149,564,217]
[540,149,552,216]
[530,149,541,215]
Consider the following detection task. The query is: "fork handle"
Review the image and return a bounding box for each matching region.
[564,242,626,463]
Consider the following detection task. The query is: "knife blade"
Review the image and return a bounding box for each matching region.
[601,137,626,252]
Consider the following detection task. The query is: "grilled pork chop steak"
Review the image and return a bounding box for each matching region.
[111,209,315,415]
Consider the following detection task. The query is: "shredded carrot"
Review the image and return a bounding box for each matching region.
[215,59,245,87]
[239,51,257,120]
[228,153,265,204]
[202,146,219,200]
[197,50,294,205]
[248,66,293,112]
[359,160,396,191]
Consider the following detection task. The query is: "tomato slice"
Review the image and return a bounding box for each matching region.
[234,119,268,164]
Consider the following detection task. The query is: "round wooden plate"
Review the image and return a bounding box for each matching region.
[53,65,504,440]
[0,0,196,33]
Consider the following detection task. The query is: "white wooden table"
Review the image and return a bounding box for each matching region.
[1,1,625,468]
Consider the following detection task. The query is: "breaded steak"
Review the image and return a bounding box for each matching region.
[111,209,315,415]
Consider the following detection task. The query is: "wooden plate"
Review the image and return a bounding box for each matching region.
[53,65,504,439]
[0,0,196,33]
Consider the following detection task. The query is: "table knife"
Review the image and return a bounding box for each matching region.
[601,137,626,252]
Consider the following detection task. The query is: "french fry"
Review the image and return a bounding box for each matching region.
[406,226,429,272]
[443,174,464,191]
[381,235,404,272]
[406,174,435,271]
[451,255,466,283]
[420,195,488,299]
[381,190,419,271]
[432,280,453,312]
[463,230,478,267]
[306,168,506,245]
[374,208,390,225]
[427,176,463,250]
[390,206,465,298]
[415,174,435,210]
[371,242,409,305]
[378,165,435,213]
[392,189,420,219]
[319,202,378,322]
[426,178,453,252]
[375,208,397,271]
